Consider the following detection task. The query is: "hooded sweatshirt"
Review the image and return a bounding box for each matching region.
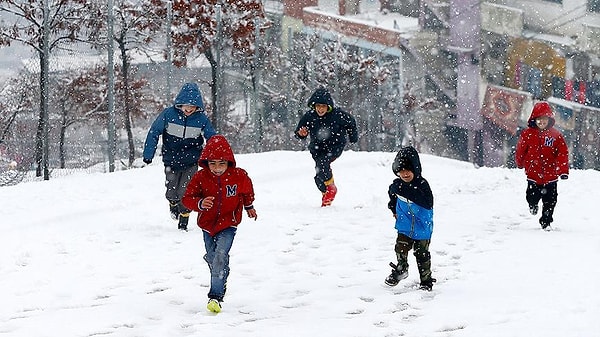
[388,146,434,240]
[515,102,569,185]
[182,135,255,236]
[143,83,217,171]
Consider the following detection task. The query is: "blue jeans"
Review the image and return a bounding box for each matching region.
[203,227,237,301]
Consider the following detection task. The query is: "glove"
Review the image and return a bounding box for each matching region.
[143,158,152,164]
[560,174,568,180]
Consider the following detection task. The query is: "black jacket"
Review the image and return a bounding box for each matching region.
[388,146,433,211]
[295,88,358,154]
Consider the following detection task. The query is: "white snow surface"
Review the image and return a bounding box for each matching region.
[1,150,599,337]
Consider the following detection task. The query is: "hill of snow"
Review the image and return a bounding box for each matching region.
[1,150,598,337]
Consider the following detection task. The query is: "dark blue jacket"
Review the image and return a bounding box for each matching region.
[294,88,358,154]
[143,83,217,171]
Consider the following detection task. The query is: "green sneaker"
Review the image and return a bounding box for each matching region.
[207,299,221,313]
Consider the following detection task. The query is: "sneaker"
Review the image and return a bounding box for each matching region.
[529,204,538,215]
[207,299,221,313]
[321,183,337,207]
[178,213,189,231]
[169,202,179,220]
[419,277,436,291]
[384,262,408,286]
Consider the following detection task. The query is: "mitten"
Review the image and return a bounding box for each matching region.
[560,174,568,180]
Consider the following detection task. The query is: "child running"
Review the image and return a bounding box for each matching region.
[515,101,569,230]
[182,135,257,313]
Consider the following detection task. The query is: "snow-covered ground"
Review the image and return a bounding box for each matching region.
[1,150,598,337]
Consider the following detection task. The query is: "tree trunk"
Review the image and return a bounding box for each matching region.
[35,52,45,177]
[59,102,67,169]
[204,48,219,131]
[119,40,135,167]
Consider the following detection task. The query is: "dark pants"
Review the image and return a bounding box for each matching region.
[164,164,197,215]
[526,180,557,224]
[311,146,344,193]
[395,233,432,283]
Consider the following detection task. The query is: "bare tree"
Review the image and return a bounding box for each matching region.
[0,0,98,179]
[51,64,164,168]
[86,0,165,166]
[148,0,271,132]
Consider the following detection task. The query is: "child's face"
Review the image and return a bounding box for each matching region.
[314,103,328,116]
[180,104,197,116]
[208,160,228,176]
[396,169,414,182]
[535,116,549,130]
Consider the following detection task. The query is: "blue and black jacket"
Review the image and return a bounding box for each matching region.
[143,83,217,171]
[387,146,434,240]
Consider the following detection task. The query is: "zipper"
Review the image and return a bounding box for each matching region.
[211,175,222,233]
[406,202,416,237]
[182,115,188,138]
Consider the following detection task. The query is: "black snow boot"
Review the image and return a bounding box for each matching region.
[419,277,436,291]
[385,262,408,286]
[169,202,179,220]
[178,213,190,231]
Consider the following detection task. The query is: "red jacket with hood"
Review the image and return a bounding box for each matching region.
[515,102,569,185]
[182,135,255,236]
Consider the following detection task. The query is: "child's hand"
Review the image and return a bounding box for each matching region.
[247,209,258,221]
[297,127,308,137]
[199,196,215,210]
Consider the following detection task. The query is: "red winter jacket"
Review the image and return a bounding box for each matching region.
[182,135,255,236]
[515,102,569,185]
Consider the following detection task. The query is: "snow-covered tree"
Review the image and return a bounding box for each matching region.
[87,0,166,166]
[51,64,163,169]
[0,0,99,179]
[148,0,271,132]
[0,74,38,170]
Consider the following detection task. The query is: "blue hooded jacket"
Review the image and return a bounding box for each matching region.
[143,83,217,171]
[387,146,434,240]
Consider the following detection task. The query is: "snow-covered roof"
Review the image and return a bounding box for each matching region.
[303,6,419,34]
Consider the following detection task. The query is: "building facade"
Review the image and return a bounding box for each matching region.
[269,0,600,168]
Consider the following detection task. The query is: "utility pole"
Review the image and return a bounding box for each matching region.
[214,4,222,132]
[448,0,482,164]
[396,51,404,149]
[107,0,116,172]
[165,0,173,103]
[252,17,263,152]
[41,0,50,180]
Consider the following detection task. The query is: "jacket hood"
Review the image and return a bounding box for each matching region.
[174,83,205,111]
[528,101,555,128]
[199,135,236,169]
[307,87,334,109]
[392,146,422,177]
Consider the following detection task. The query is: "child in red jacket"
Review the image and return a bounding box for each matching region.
[182,135,257,313]
[515,101,569,230]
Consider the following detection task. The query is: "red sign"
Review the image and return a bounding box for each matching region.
[480,85,528,135]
